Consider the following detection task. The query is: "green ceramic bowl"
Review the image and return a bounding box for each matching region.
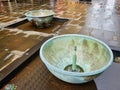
[24,9,54,28]
[40,34,113,83]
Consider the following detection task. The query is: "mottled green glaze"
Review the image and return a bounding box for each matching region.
[43,36,110,72]
[40,35,113,83]
[30,16,53,28]
[24,9,54,28]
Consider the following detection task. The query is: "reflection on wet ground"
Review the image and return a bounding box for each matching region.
[53,0,120,51]
[0,28,51,70]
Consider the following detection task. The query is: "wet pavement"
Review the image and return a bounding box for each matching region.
[0,0,120,50]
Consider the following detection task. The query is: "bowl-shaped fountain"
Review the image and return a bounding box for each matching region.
[40,34,113,83]
[24,9,54,28]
